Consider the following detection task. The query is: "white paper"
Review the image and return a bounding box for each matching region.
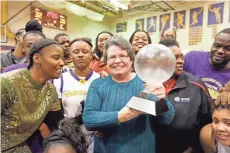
[126,96,156,116]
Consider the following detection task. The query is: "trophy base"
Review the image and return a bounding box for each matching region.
[126,91,169,116]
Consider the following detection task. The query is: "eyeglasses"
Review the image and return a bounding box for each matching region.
[107,55,129,62]
[163,35,175,39]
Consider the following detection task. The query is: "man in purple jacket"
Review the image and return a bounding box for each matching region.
[184,28,230,100]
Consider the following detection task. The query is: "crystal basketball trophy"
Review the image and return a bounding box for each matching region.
[126,44,176,116]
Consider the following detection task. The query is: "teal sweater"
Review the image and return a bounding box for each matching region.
[83,76,175,153]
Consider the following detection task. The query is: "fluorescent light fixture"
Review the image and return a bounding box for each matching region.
[86,9,104,22]
[65,1,86,16]
[39,1,104,21]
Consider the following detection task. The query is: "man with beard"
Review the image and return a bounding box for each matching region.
[54,33,73,69]
[184,28,230,101]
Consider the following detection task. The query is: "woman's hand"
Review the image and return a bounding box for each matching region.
[39,123,51,139]
[99,71,109,78]
[145,83,166,99]
[118,107,143,123]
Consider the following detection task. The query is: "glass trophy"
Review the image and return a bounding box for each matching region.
[126,44,176,116]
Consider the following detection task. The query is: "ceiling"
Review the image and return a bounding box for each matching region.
[71,0,190,17]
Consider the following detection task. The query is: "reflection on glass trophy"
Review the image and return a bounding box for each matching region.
[126,44,176,116]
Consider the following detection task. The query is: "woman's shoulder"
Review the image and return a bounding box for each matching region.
[200,123,216,153]
[91,76,110,86]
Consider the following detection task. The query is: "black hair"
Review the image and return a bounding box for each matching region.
[43,118,88,153]
[69,38,93,48]
[27,39,60,69]
[159,38,180,48]
[54,33,70,42]
[23,30,46,40]
[129,30,152,44]
[25,19,43,33]
[93,31,113,59]
[161,28,177,39]
[215,28,230,37]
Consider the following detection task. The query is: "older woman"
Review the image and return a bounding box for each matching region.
[129,30,152,54]
[1,39,64,153]
[200,81,230,153]
[83,35,175,153]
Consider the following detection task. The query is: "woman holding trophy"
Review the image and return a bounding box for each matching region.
[83,35,175,153]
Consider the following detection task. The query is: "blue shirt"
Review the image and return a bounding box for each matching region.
[83,75,175,153]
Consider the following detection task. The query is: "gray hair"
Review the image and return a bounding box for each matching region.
[103,35,135,64]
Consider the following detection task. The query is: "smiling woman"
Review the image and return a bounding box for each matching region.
[90,31,113,74]
[1,39,64,153]
[129,30,152,54]
[83,35,175,153]
[200,81,230,153]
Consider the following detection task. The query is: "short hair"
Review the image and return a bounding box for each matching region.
[43,118,88,153]
[159,38,180,48]
[15,29,25,41]
[213,81,230,110]
[69,37,93,48]
[161,28,177,39]
[54,33,69,42]
[215,28,230,37]
[27,39,60,69]
[129,30,152,44]
[25,19,43,33]
[93,31,113,59]
[23,30,46,40]
[103,35,135,64]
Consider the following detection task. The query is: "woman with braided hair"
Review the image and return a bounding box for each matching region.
[200,81,230,153]
[43,118,88,153]
[1,39,64,153]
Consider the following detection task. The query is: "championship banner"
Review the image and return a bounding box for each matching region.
[116,22,127,33]
[147,16,157,34]
[174,10,186,29]
[159,13,170,32]
[189,7,203,45]
[136,18,144,31]
[208,2,224,25]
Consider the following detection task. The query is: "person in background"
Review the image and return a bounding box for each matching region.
[200,81,230,153]
[43,118,88,153]
[83,35,175,153]
[53,38,100,153]
[90,31,113,74]
[1,39,64,153]
[3,20,46,73]
[54,33,73,69]
[156,38,212,153]
[161,28,177,40]
[184,28,230,101]
[129,30,152,54]
[1,28,26,72]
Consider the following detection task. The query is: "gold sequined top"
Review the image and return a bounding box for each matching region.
[1,69,60,152]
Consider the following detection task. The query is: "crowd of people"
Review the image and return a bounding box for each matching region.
[1,19,230,153]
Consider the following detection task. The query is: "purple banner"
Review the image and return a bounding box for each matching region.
[208,2,224,25]
[189,7,203,27]
[160,13,170,31]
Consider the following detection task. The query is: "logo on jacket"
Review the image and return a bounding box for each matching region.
[174,97,190,103]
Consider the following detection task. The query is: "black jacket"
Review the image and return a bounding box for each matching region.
[156,71,212,153]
